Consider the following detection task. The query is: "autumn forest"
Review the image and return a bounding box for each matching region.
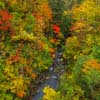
[0,0,100,100]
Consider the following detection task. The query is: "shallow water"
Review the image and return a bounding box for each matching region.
[32,48,64,100]
[33,75,59,100]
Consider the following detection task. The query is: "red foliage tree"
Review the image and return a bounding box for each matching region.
[0,10,12,31]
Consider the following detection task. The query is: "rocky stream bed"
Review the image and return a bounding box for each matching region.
[32,48,65,100]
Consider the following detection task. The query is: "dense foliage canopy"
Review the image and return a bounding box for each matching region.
[0,0,100,100]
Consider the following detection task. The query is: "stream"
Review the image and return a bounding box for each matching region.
[32,48,65,100]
